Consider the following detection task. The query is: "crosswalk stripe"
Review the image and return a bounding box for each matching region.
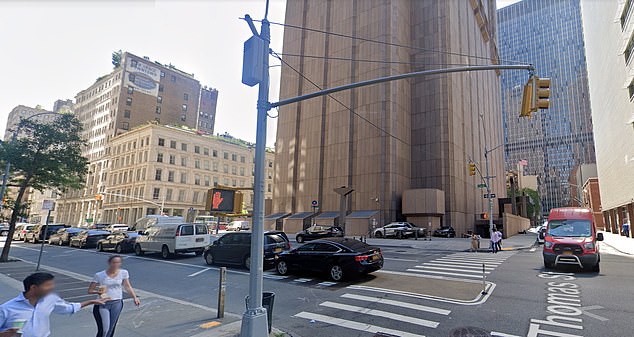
[411,265,490,274]
[406,268,482,278]
[422,262,496,270]
[294,312,425,337]
[340,293,451,315]
[320,301,439,328]
[263,274,288,280]
[317,281,337,287]
[436,258,502,265]
[449,254,510,261]
[293,278,313,283]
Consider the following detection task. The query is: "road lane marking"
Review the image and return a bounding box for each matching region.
[411,265,490,274]
[383,257,418,262]
[376,269,484,284]
[14,246,47,253]
[348,283,496,306]
[406,268,482,278]
[293,278,313,283]
[422,262,495,269]
[294,312,425,337]
[188,268,210,277]
[317,281,337,287]
[320,301,439,328]
[491,332,521,337]
[340,293,450,315]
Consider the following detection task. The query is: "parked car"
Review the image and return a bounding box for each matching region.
[276,238,384,281]
[433,226,456,238]
[295,225,344,243]
[69,230,111,248]
[25,224,68,243]
[203,231,290,269]
[48,227,83,246]
[97,232,139,253]
[0,223,9,236]
[543,207,603,272]
[12,224,36,241]
[131,215,184,232]
[106,224,129,232]
[134,222,210,259]
[373,222,425,239]
[88,223,110,230]
[226,221,250,231]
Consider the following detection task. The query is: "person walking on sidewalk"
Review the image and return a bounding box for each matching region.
[490,228,501,253]
[495,229,503,252]
[0,272,107,337]
[88,256,140,337]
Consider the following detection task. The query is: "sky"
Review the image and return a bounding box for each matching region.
[0,0,519,146]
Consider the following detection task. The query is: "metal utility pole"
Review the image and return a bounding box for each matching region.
[484,146,494,237]
[240,1,271,335]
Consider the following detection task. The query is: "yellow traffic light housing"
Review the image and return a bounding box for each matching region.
[94,194,103,201]
[520,79,534,117]
[469,163,477,176]
[535,77,551,109]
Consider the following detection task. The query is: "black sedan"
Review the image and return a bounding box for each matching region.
[48,228,83,246]
[295,225,344,243]
[276,238,383,281]
[97,232,139,253]
[69,230,110,248]
[203,231,290,269]
[433,226,456,238]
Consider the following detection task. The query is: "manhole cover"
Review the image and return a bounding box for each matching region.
[448,326,490,337]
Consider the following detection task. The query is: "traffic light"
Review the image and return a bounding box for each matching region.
[469,163,477,176]
[519,78,534,117]
[535,77,551,110]
[480,212,489,220]
[233,192,244,214]
[95,194,103,201]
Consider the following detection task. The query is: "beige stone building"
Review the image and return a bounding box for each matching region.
[273,0,504,236]
[57,52,218,226]
[56,124,274,225]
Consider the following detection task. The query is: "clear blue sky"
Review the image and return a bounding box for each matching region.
[0,0,517,146]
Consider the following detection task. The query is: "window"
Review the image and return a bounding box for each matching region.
[203,148,209,156]
[156,106,161,114]
[159,84,164,92]
[127,86,134,94]
[195,224,208,235]
[167,171,175,182]
[184,93,189,101]
[194,175,201,185]
[240,167,245,176]
[181,143,188,151]
[155,169,162,181]
[157,96,162,103]
[170,140,176,149]
[231,166,237,175]
[179,225,194,236]
[180,114,186,121]
[223,164,228,173]
[204,176,210,186]
[166,188,173,201]
[152,188,160,200]
[182,104,188,112]
[268,161,273,168]
[195,159,200,169]
[213,176,219,186]
[224,152,229,160]
[232,179,236,187]
[212,150,218,157]
[180,173,187,184]
[628,78,634,100]
[160,71,165,78]
[128,73,136,82]
[193,191,200,203]
[124,110,131,118]
[126,97,132,106]
[169,155,176,165]
[131,59,138,67]
[231,154,237,161]
[171,75,177,83]
[204,160,210,170]
[181,157,187,166]
[121,122,129,130]
[240,156,245,163]
[267,184,271,192]
[157,153,163,163]
[194,146,200,154]
[621,0,633,28]
[178,190,185,202]
[213,162,218,171]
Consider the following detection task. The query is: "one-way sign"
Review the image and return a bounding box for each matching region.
[483,193,497,199]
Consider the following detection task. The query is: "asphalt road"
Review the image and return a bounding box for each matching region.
[1,237,632,337]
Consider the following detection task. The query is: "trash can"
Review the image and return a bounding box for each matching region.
[245,292,275,333]
[262,292,275,333]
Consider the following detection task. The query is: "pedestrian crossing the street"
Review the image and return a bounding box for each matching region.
[294,287,452,337]
[405,251,515,280]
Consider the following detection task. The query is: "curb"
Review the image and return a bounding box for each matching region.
[601,241,634,256]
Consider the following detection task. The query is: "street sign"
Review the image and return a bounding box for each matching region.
[42,200,55,211]
[483,193,497,199]
[311,200,318,207]
[477,183,487,188]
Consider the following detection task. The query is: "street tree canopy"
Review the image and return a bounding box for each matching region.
[0,115,88,262]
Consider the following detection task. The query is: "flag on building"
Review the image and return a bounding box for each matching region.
[518,159,528,166]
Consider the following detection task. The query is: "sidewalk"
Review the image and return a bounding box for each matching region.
[600,231,634,255]
[363,232,537,252]
[0,260,288,337]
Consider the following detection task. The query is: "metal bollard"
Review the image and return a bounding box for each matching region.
[481,263,487,295]
[217,267,226,318]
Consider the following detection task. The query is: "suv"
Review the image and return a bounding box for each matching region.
[295,225,344,243]
[203,231,290,269]
[25,224,67,243]
[433,226,456,238]
[13,224,36,241]
[373,222,425,239]
[543,207,603,272]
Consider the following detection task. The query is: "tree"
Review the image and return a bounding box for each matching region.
[112,50,122,68]
[0,115,88,262]
[522,187,541,219]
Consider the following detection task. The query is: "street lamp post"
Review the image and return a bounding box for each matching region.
[0,112,64,213]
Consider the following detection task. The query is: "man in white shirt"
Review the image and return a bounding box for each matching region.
[0,272,107,337]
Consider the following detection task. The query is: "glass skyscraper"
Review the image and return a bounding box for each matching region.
[498,0,595,213]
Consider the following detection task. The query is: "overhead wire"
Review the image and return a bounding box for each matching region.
[274,52,486,68]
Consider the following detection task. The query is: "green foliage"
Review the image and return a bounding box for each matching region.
[522,188,540,218]
[112,49,122,68]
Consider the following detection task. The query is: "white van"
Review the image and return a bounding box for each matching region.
[132,215,184,231]
[107,224,129,232]
[226,220,250,231]
[134,222,210,259]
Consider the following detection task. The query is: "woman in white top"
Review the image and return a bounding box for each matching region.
[88,255,140,337]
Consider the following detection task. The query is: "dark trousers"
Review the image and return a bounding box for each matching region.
[93,299,123,337]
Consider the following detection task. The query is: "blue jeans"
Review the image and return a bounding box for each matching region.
[93,299,123,337]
